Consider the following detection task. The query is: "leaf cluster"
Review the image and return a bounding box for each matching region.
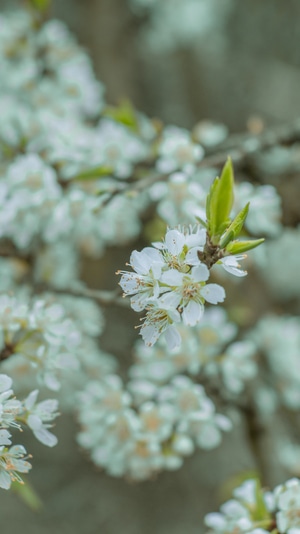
[205,158,264,254]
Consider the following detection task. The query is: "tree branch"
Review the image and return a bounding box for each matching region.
[34,283,129,308]
[102,117,300,205]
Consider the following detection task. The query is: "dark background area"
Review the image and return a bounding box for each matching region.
[50,0,300,130]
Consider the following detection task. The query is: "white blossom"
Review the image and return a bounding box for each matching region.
[119,225,229,347]
[77,373,230,480]
[0,445,32,490]
[157,126,204,174]
[23,390,59,447]
[274,479,300,534]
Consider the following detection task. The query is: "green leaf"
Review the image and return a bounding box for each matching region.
[226,238,265,254]
[29,0,50,11]
[207,158,234,243]
[12,480,43,511]
[103,100,139,132]
[195,215,207,228]
[73,166,113,181]
[205,178,215,223]
[219,229,235,249]
[251,479,270,522]
[219,203,250,248]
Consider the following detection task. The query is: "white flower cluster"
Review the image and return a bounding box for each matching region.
[77,374,231,480]
[0,3,291,496]
[0,373,59,489]
[0,154,61,249]
[156,126,204,175]
[1,292,117,403]
[0,11,104,119]
[251,315,300,410]
[50,295,117,410]
[0,9,152,271]
[119,226,228,348]
[118,225,250,348]
[205,478,300,534]
[131,307,257,395]
[0,293,81,391]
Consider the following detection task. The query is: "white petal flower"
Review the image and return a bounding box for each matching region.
[118,248,165,311]
[0,375,12,393]
[0,445,32,489]
[182,299,204,326]
[140,304,181,348]
[218,255,247,277]
[160,266,224,327]
[23,390,59,447]
[165,229,186,256]
[200,284,226,305]
[164,324,182,350]
[156,126,204,174]
[0,429,11,446]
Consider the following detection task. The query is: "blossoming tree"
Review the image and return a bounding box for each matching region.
[1,1,300,532]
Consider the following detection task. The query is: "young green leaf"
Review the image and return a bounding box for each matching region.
[251,479,271,522]
[12,480,43,511]
[195,215,207,228]
[29,0,50,11]
[226,238,265,254]
[73,166,113,181]
[207,158,234,243]
[103,100,139,132]
[219,202,250,248]
[219,229,235,249]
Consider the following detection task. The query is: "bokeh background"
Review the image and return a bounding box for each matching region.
[52,0,300,129]
[1,1,300,533]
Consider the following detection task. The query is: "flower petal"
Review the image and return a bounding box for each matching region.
[160,269,184,286]
[164,326,182,350]
[119,273,141,295]
[200,284,225,304]
[165,229,185,255]
[0,374,12,393]
[191,264,209,282]
[158,291,181,309]
[131,292,150,312]
[130,250,151,274]
[140,324,161,347]
[182,300,204,326]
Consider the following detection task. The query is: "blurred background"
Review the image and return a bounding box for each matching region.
[52,0,300,130]
[1,1,300,533]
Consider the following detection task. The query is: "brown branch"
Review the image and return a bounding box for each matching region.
[34,283,130,308]
[0,343,15,363]
[242,403,270,485]
[0,242,31,261]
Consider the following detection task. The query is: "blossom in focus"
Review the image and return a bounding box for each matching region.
[118,226,226,347]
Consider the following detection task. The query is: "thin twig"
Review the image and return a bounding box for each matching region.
[242,403,270,485]
[103,117,300,205]
[34,283,130,308]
